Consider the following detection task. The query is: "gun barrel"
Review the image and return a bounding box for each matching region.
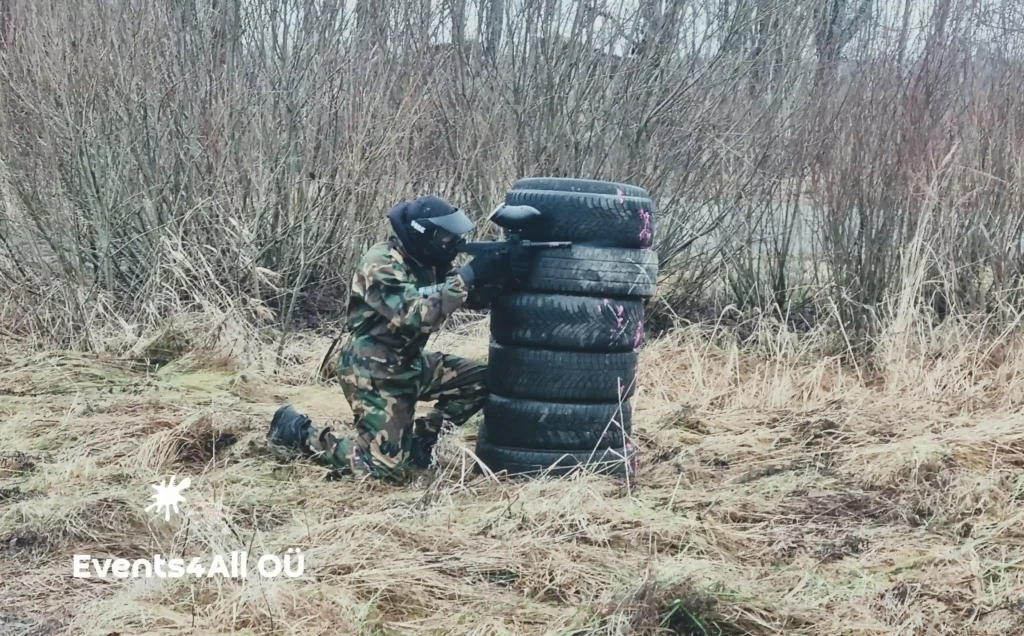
[456,240,572,255]
[521,241,572,248]
[454,241,504,255]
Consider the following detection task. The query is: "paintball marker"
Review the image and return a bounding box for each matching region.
[456,204,572,258]
[455,204,571,296]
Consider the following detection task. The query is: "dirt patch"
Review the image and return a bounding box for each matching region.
[0,452,36,478]
[1,530,46,555]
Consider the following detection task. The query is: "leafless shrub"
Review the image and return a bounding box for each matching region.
[1,0,1024,353]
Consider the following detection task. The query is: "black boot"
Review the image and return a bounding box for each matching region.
[268,404,313,449]
[408,418,457,469]
[408,434,434,469]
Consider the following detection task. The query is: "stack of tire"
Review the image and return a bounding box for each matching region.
[475,177,658,477]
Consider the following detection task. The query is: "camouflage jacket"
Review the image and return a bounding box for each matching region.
[344,236,470,382]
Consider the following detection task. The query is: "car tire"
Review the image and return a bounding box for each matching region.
[490,293,644,352]
[509,177,650,198]
[474,438,637,477]
[487,342,637,402]
[482,394,631,450]
[513,245,658,298]
[505,188,655,249]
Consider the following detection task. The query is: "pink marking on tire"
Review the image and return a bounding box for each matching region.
[604,301,628,340]
[637,208,652,248]
[613,305,626,333]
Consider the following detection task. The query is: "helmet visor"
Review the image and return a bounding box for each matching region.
[428,208,475,235]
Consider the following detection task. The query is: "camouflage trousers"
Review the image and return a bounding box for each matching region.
[304,349,487,482]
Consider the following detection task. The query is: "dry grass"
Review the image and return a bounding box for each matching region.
[3,313,1024,635]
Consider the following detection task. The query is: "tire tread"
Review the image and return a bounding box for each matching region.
[475,439,636,477]
[490,293,644,352]
[518,245,659,298]
[488,343,637,402]
[483,394,632,450]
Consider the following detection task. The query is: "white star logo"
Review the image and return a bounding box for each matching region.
[145,475,191,521]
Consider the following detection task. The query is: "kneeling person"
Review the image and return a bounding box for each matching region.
[268,195,507,483]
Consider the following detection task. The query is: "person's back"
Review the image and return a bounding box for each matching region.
[345,236,457,380]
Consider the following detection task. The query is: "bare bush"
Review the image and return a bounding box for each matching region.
[1,0,1024,352]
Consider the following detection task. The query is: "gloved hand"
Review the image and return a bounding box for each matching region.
[458,252,509,287]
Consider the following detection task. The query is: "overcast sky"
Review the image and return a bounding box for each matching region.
[281,0,1016,58]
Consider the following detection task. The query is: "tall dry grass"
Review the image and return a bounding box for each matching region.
[3,305,1024,633]
[1,0,1024,356]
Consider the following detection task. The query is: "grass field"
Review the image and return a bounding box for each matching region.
[2,314,1024,635]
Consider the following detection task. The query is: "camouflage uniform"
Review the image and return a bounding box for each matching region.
[304,236,487,482]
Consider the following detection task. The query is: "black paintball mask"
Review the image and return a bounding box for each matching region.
[387,195,475,267]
